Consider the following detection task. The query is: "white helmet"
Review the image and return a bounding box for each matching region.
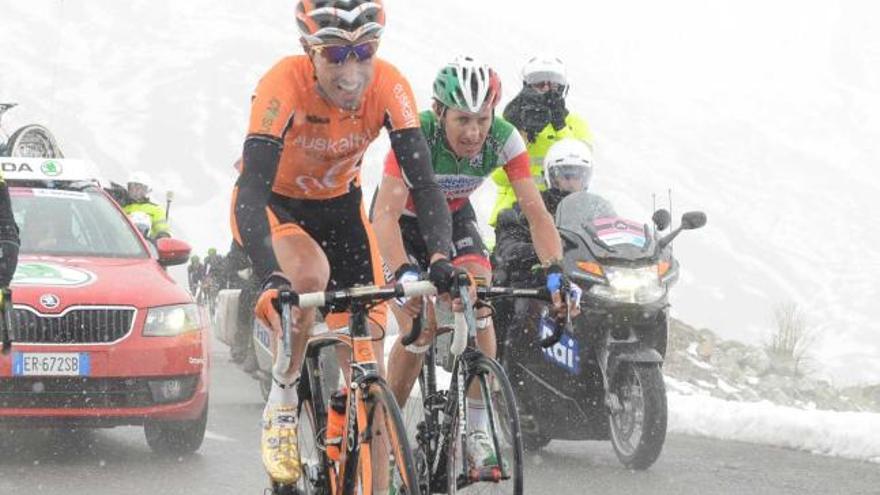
[127,171,153,202]
[522,56,569,95]
[127,171,152,189]
[543,138,593,192]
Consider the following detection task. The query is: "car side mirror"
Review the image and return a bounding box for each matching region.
[652,209,671,231]
[681,211,707,230]
[156,237,191,267]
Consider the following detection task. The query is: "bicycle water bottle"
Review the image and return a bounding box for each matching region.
[325,389,347,461]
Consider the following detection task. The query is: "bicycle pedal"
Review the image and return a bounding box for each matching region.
[467,466,504,483]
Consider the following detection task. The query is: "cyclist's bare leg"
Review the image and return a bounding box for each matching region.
[386,300,435,406]
[273,234,329,385]
[457,260,495,437]
[257,234,329,487]
[457,261,495,359]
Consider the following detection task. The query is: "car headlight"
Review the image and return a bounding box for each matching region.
[588,266,665,304]
[143,304,202,337]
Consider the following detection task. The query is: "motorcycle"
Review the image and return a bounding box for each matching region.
[497,190,706,469]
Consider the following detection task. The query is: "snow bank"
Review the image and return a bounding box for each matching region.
[668,392,880,464]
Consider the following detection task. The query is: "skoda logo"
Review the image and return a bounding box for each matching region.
[41,160,63,177]
[39,293,60,309]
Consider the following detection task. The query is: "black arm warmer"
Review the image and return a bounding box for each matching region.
[233,135,283,282]
[389,127,452,258]
[0,183,20,287]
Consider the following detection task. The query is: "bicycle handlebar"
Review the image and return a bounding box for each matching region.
[270,279,573,382]
[273,281,439,383]
[473,286,570,349]
[279,280,438,310]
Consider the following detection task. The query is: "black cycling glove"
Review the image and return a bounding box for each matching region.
[428,258,465,294]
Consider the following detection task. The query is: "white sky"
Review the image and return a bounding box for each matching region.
[1,0,878,384]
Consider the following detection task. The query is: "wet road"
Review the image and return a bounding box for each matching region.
[1,343,878,495]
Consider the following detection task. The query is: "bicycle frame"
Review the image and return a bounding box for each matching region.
[410,284,567,491]
[277,282,437,494]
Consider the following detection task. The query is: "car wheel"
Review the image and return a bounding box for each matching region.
[144,399,208,455]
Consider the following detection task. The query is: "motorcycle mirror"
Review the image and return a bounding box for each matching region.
[652,209,671,231]
[680,211,707,230]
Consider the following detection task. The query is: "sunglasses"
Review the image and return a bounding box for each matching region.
[528,81,564,93]
[312,40,379,64]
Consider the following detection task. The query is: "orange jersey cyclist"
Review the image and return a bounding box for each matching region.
[231,1,460,490]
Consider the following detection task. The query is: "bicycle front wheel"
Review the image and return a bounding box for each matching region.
[357,380,421,495]
[447,355,523,495]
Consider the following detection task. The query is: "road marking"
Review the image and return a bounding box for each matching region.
[205,430,237,442]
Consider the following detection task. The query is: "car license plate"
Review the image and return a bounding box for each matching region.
[12,352,90,376]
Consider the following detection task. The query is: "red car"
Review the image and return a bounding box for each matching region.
[0,158,209,454]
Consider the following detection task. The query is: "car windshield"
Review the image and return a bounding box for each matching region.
[11,187,148,258]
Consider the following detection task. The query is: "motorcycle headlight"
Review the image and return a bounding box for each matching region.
[143,303,202,337]
[588,266,665,304]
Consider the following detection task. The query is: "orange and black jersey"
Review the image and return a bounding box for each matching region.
[232,55,452,282]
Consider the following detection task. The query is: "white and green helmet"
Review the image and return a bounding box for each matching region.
[432,56,502,114]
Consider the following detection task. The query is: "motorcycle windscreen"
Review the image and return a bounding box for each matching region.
[555,191,651,260]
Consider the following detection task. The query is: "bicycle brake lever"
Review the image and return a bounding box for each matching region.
[400,298,424,347]
[449,285,473,356]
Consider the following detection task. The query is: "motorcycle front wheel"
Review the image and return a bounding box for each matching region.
[608,362,667,470]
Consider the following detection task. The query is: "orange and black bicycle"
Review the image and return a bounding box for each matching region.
[275,281,449,495]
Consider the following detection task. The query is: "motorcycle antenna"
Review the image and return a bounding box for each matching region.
[165,190,174,222]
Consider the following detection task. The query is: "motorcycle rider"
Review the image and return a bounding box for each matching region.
[122,171,171,239]
[231,1,461,489]
[372,56,572,468]
[494,138,613,286]
[489,55,594,227]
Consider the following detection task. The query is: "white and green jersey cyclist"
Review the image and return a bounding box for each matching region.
[383,110,531,216]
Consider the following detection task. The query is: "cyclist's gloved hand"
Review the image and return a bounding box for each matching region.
[428,258,457,294]
[544,262,581,320]
[544,262,566,293]
[393,263,421,306]
[254,272,293,330]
